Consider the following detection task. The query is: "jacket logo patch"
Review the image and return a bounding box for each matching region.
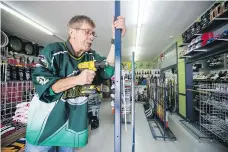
[36,76,49,85]
[62,86,83,99]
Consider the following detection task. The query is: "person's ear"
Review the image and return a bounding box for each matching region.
[70,28,76,39]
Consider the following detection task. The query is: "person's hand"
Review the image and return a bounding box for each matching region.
[112,16,127,38]
[76,69,96,85]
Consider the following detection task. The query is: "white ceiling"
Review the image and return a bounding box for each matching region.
[1,1,213,61]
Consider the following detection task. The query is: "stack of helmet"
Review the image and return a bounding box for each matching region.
[210,2,227,23]
[182,32,188,43]
[187,35,203,53]
[190,22,201,37]
[201,10,210,30]
[208,30,228,44]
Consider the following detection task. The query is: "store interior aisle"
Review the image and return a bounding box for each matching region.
[78,101,182,152]
[78,100,228,152]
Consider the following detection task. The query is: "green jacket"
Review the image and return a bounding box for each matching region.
[26,40,114,148]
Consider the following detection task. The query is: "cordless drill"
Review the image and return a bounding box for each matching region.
[78,53,108,95]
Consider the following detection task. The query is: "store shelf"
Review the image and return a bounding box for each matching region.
[194,106,206,114]
[182,11,228,43]
[184,34,198,43]
[199,11,228,34]
[179,43,189,47]
[201,100,228,111]
[185,40,228,63]
[1,127,26,147]
[187,89,208,94]
[201,115,228,131]
[197,89,228,94]
[201,124,228,142]
[181,38,225,58]
[179,55,192,59]
[217,35,228,41]
[195,35,228,50]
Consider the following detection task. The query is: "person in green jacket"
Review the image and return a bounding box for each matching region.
[25,15,126,152]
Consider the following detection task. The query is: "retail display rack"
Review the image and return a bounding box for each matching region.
[111,70,132,127]
[177,1,228,146]
[179,1,228,60]
[161,67,178,114]
[145,72,176,141]
[182,52,228,145]
[1,31,41,148]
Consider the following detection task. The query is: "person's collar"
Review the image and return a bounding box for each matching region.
[65,40,93,58]
[65,40,76,57]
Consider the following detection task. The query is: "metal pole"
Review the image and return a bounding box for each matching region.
[114,1,121,152]
[164,85,167,141]
[155,78,157,119]
[131,52,135,152]
[123,75,127,131]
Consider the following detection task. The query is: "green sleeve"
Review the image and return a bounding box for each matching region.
[92,50,115,79]
[49,87,56,96]
[32,46,63,103]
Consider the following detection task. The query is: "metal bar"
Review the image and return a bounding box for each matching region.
[154,119,165,138]
[214,18,228,20]
[194,49,207,52]
[131,52,135,152]
[155,79,158,119]
[123,75,127,131]
[148,122,157,140]
[194,34,202,36]
[217,39,228,41]
[182,55,192,58]
[114,1,121,152]
[163,86,166,141]
[179,120,208,140]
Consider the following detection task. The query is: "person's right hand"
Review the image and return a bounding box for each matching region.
[76,69,96,85]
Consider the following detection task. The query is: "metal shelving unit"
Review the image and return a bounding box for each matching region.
[1,45,37,148]
[146,76,176,141]
[198,83,228,143]
[121,75,132,127]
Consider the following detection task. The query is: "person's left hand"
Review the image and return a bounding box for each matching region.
[112,16,127,38]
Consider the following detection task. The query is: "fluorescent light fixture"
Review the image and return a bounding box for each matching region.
[0,2,53,35]
[135,0,146,52]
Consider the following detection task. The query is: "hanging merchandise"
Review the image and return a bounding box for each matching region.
[12,102,30,124]
[24,42,35,55]
[1,125,16,138]
[8,36,23,53]
[111,70,132,130]
[146,75,176,141]
[111,77,115,114]
[1,31,9,48]
[121,75,132,128]
[164,68,178,113]
[1,32,39,148]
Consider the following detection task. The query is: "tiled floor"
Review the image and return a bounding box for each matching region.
[77,101,228,152]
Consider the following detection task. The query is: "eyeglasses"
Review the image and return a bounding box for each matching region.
[74,28,97,38]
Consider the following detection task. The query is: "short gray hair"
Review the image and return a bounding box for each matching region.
[67,15,96,39]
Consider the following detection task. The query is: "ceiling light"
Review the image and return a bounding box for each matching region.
[0,2,53,35]
[169,36,173,38]
[135,0,146,52]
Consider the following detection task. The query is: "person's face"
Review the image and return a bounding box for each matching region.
[70,22,96,53]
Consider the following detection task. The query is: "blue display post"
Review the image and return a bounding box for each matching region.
[114,1,121,152]
[131,52,135,152]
